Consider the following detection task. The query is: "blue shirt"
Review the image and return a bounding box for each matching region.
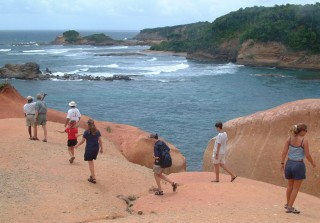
[288,139,305,161]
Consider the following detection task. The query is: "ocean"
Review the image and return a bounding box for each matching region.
[1,30,320,171]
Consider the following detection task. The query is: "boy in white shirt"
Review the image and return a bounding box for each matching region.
[212,121,237,183]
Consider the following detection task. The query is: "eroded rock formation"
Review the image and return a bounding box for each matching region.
[0,84,186,173]
[202,99,320,197]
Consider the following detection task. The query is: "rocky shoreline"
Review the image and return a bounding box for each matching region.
[0,62,137,81]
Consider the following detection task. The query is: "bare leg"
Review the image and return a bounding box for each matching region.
[28,126,32,138]
[286,179,294,205]
[42,125,47,141]
[288,180,303,208]
[158,173,173,185]
[33,124,38,139]
[220,164,236,178]
[154,173,162,191]
[68,147,75,157]
[88,160,95,179]
[214,164,220,181]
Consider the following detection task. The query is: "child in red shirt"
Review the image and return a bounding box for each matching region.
[58,120,81,163]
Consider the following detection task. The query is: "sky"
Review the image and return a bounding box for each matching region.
[1,0,319,31]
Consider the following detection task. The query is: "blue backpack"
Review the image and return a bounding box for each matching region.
[156,141,172,168]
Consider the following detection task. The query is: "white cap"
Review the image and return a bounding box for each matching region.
[69,101,77,107]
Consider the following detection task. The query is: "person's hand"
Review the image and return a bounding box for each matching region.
[215,154,218,159]
[312,163,316,168]
[100,148,103,154]
[280,164,284,171]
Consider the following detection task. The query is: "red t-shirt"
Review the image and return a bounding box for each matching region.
[65,127,78,140]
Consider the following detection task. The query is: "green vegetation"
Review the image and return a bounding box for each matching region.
[84,33,113,43]
[0,82,10,92]
[61,30,114,44]
[106,126,112,133]
[149,3,320,54]
[63,30,81,43]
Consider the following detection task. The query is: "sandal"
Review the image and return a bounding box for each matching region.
[231,176,237,182]
[211,180,219,183]
[88,176,96,184]
[284,204,288,209]
[32,137,39,140]
[286,207,300,214]
[42,139,47,142]
[154,190,163,195]
[172,183,178,192]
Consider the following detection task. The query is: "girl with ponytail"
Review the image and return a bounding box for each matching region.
[280,123,316,214]
[75,119,104,184]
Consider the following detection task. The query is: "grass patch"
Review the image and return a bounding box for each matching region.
[0,81,11,92]
[106,126,112,133]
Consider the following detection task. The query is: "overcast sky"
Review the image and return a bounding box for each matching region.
[1,0,318,31]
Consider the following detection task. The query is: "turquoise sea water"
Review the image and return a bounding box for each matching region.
[1,31,320,170]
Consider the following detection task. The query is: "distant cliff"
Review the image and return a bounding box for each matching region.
[138,3,320,70]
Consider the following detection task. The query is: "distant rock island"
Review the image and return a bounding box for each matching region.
[51,30,153,46]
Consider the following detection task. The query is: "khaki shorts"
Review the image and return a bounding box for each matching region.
[26,115,35,126]
[153,165,164,174]
[36,114,47,126]
[212,154,226,164]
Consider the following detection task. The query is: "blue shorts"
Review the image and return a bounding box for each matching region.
[285,160,306,180]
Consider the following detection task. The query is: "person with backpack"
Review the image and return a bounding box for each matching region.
[150,133,178,195]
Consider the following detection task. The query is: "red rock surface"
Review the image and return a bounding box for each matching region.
[1,84,320,222]
[203,99,320,197]
[0,84,186,173]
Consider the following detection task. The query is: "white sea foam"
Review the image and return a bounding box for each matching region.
[134,63,189,75]
[50,78,83,81]
[0,49,11,52]
[23,50,45,53]
[106,46,128,50]
[77,64,119,68]
[147,57,157,61]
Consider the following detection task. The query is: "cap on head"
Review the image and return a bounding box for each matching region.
[69,101,77,107]
[36,93,42,100]
[26,96,33,100]
[149,133,158,139]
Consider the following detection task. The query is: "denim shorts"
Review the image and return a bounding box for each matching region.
[285,160,306,180]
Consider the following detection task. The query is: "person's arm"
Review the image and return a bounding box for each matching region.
[75,138,85,149]
[98,136,104,154]
[216,143,221,157]
[64,118,70,127]
[280,137,290,171]
[303,139,316,168]
[34,102,39,120]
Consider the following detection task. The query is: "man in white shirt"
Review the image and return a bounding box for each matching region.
[212,121,237,183]
[65,101,81,127]
[23,96,36,139]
